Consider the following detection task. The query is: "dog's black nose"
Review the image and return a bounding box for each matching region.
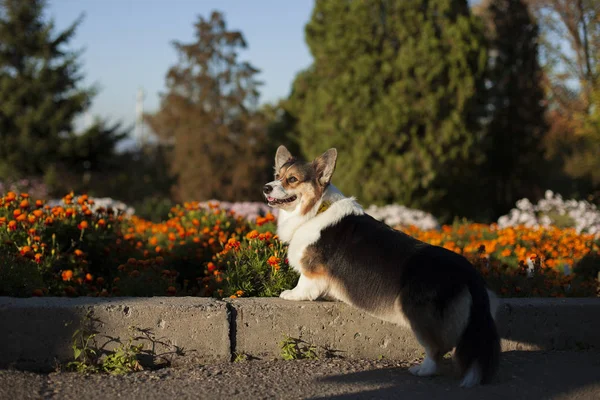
[263,184,273,194]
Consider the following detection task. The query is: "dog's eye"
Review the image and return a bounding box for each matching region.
[287,176,298,183]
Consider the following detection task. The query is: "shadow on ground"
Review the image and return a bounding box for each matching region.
[310,351,600,400]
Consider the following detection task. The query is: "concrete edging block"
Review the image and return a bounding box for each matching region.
[0,297,230,371]
[231,298,600,360]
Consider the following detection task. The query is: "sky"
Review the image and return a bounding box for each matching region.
[46,0,315,140]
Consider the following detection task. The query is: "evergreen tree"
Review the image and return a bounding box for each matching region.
[477,0,548,218]
[146,11,268,202]
[286,0,487,215]
[0,0,94,181]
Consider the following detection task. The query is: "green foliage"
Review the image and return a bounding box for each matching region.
[96,144,175,207]
[573,251,600,283]
[215,228,299,298]
[286,0,487,218]
[279,335,318,361]
[0,0,95,182]
[131,196,175,223]
[0,247,44,297]
[50,120,130,197]
[67,313,143,375]
[474,0,549,220]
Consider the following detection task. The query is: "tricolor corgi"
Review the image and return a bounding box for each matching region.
[263,145,501,388]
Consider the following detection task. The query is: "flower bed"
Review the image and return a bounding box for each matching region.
[1,192,598,299]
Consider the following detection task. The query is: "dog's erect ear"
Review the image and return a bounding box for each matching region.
[275,145,293,171]
[313,148,337,187]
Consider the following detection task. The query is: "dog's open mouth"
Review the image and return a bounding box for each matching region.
[266,195,297,206]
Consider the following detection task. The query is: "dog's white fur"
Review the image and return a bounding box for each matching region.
[278,184,364,301]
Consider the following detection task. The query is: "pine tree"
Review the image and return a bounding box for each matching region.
[477,0,548,217]
[0,0,94,181]
[146,11,268,202]
[286,0,487,215]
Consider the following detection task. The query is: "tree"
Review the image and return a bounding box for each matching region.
[526,0,600,192]
[285,0,487,218]
[146,11,268,202]
[0,0,94,181]
[475,0,549,218]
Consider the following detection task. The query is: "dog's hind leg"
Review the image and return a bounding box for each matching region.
[408,332,444,377]
[280,273,328,301]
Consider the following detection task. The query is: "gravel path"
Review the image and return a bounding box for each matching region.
[2,351,600,400]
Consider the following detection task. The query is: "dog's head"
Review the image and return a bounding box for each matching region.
[263,145,337,215]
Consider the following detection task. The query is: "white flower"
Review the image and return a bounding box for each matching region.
[497,191,600,236]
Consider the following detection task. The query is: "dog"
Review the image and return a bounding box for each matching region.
[263,145,501,388]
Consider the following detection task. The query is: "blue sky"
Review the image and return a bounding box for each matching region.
[46,0,314,135]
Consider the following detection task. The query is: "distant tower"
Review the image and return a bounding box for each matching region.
[135,87,146,148]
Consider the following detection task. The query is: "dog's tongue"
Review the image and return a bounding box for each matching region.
[267,196,275,202]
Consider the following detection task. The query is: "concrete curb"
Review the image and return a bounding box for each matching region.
[0,297,230,371]
[1,297,599,371]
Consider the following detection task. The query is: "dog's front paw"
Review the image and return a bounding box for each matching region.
[409,359,438,377]
[280,289,300,300]
[280,289,315,301]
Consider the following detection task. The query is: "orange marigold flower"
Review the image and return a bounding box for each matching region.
[85,273,93,282]
[207,262,216,272]
[19,199,29,209]
[167,286,177,295]
[13,209,22,217]
[32,209,43,218]
[74,249,84,257]
[44,217,54,226]
[0,217,5,226]
[78,221,89,230]
[32,288,44,297]
[16,214,26,222]
[129,270,140,278]
[236,290,244,297]
[267,256,280,266]
[62,270,74,281]
[34,253,43,263]
[5,192,17,201]
[246,230,259,240]
[226,238,240,249]
[35,200,44,208]
[256,217,267,226]
[20,246,32,255]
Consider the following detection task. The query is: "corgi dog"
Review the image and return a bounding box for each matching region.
[263,145,501,388]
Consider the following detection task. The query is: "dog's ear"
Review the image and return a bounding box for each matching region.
[313,148,337,187]
[275,145,293,171]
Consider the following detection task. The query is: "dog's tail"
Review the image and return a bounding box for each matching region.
[454,281,501,388]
